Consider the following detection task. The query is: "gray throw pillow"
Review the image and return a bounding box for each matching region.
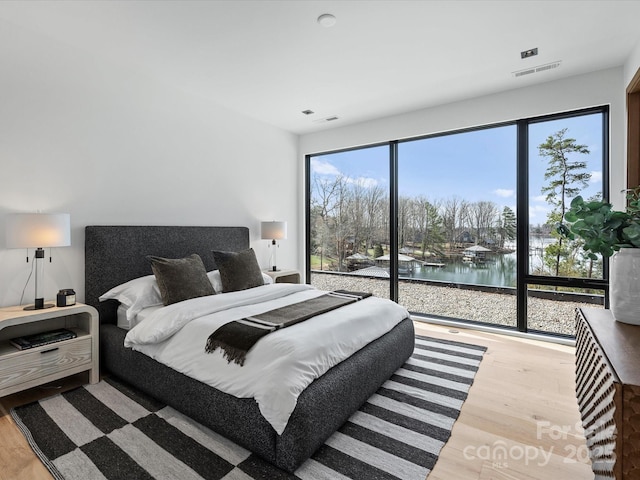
[147,254,215,306]
[212,248,264,293]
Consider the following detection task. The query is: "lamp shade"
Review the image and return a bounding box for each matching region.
[261,221,287,240]
[6,213,71,248]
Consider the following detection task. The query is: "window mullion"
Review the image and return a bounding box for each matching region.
[390,141,399,302]
[516,120,529,332]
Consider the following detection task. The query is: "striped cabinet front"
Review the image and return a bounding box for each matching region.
[575,310,620,479]
[575,308,640,480]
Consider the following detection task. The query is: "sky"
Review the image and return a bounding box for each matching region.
[310,112,604,225]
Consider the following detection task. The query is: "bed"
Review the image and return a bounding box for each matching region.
[85,225,415,472]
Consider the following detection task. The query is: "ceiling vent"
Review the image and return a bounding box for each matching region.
[514,68,536,78]
[313,115,339,123]
[513,61,561,78]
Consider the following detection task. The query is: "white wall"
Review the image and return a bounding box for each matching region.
[0,20,299,307]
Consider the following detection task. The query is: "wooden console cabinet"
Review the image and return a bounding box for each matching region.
[575,308,640,479]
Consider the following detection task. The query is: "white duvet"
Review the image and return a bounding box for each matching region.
[124,283,408,434]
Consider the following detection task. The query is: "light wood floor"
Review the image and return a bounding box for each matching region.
[0,321,594,480]
[414,322,593,480]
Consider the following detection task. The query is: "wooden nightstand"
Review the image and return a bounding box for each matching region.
[0,302,99,397]
[264,269,301,284]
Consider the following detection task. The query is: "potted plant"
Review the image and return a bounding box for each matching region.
[558,187,640,324]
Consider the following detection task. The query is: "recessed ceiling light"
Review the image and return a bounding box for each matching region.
[317,14,336,28]
[521,48,538,59]
[301,109,314,115]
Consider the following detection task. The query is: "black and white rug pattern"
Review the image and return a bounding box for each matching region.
[11,335,486,480]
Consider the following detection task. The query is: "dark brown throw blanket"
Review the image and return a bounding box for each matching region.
[205,290,372,365]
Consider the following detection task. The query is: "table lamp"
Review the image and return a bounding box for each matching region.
[6,213,71,310]
[261,221,287,271]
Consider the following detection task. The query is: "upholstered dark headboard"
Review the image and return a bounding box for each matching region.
[85,226,250,324]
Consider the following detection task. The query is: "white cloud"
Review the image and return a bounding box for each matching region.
[493,188,515,198]
[310,158,340,176]
[532,194,547,202]
[529,204,551,222]
[353,177,379,188]
[590,170,602,184]
[310,159,379,188]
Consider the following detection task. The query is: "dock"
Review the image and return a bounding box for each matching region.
[422,262,446,268]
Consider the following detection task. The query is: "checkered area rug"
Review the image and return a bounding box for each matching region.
[11,335,486,480]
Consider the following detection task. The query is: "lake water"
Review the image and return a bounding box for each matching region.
[405,253,517,287]
[403,238,556,287]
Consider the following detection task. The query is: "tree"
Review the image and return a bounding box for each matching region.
[331,176,350,271]
[538,128,591,277]
[311,176,341,270]
[441,196,462,248]
[410,196,429,255]
[496,206,517,249]
[458,200,473,243]
[468,201,498,246]
[346,178,367,254]
[363,184,386,253]
[419,200,446,258]
[398,196,412,248]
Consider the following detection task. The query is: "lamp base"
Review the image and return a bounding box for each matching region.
[24,301,55,311]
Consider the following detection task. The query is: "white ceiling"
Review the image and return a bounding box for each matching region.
[2,0,640,134]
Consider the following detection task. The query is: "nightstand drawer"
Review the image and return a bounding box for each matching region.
[274,273,300,283]
[264,269,300,284]
[0,337,92,390]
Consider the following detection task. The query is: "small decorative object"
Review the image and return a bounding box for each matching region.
[558,187,640,324]
[57,289,76,307]
[261,221,287,272]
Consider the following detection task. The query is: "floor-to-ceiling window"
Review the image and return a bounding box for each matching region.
[396,125,518,329]
[306,106,608,337]
[523,111,607,335]
[307,144,391,299]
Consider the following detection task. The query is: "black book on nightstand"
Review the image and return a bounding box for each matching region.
[10,328,77,350]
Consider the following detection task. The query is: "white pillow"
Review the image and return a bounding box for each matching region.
[116,304,130,330]
[101,270,273,323]
[117,304,164,330]
[208,270,272,294]
[207,270,223,294]
[99,274,163,322]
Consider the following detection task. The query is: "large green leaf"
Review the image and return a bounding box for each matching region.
[559,190,640,257]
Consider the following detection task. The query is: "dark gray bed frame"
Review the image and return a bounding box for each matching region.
[85,225,415,472]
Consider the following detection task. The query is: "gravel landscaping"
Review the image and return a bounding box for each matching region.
[310,273,603,336]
